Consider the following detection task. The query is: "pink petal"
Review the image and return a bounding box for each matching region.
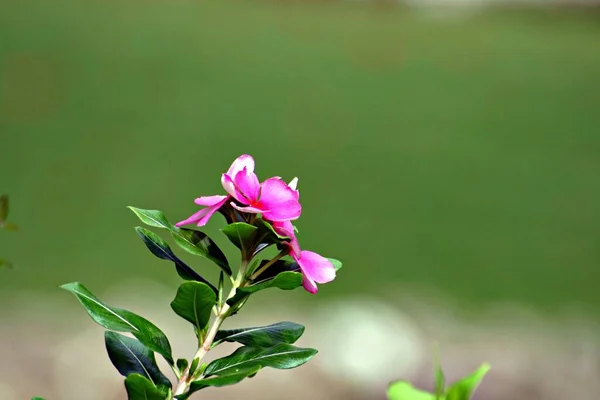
[226,154,255,177]
[258,177,302,221]
[234,167,260,202]
[296,250,336,284]
[176,196,228,227]
[273,221,301,257]
[194,195,228,207]
[221,155,255,198]
[302,275,318,294]
[230,203,265,214]
[221,174,248,203]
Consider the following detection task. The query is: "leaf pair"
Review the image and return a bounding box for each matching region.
[387,363,490,400]
[129,207,230,289]
[177,321,316,399]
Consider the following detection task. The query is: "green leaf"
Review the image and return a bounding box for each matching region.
[171,227,231,276]
[0,195,8,221]
[187,365,261,394]
[445,363,490,400]
[255,217,289,240]
[124,374,168,400]
[170,282,216,332]
[176,358,189,375]
[328,258,343,271]
[227,271,302,306]
[213,321,305,348]
[204,343,317,377]
[61,282,174,365]
[0,258,13,269]
[221,222,257,252]
[128,207,171,229]
[129,207,231,275]
[104,331,171,389]
[250,259,299,282]
[31,398,46,400]
[135,227,217,294]
[434,347,445,399]
[387,381,436,400]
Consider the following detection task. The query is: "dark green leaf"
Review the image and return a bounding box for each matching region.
[204,343,317,377]
[251,259,299,283]
[170,282,216,332]
[135,227,217,294]
[0,195,8,221]
[128,207,171,229]
[129,207,231,275]
[31,398,46,400]
[188,366,261,394]
[227,271,302,306]
[0,258,13,269]
[124,374,168,400]
[61,282,174,365]
[171,227,231,276]
[328,258,343,271]
[387,381,436,400]
[445,363,490,400]
[176,359,189,375]
[214,321,305,348]
[221,222,257,252]
[255,217,289,240]
[105,331,171,389]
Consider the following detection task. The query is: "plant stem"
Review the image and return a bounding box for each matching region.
[172,262,247,398]
[249,250,287,281]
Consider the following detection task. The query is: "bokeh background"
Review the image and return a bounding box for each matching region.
[1,0,600,399]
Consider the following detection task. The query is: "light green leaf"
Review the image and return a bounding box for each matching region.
[213,321,305,348]
[387,381,436,400]
[204,343,317,377]
[170,282,217,332]
[445,363,490,400]
[61,282,173,365]
[128,207,170,229]
[328,258,343,271]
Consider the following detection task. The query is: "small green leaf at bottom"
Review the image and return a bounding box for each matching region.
[445,363,490,400]
[387,381,436,400]
[124,374,168,400]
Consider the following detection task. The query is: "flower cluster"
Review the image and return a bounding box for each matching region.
[176,155,336,293]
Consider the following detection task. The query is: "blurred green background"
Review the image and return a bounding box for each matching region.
[1,0,600,314]
[3,1,600,399]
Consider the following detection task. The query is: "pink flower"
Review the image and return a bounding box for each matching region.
[176,154,255,227]
[222,172,301,222]
[272,220,335,294]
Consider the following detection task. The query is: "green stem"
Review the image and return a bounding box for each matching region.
[249,250,287,281]
[172,261,248,398]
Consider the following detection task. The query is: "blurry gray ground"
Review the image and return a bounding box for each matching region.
[2,280,599,400]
